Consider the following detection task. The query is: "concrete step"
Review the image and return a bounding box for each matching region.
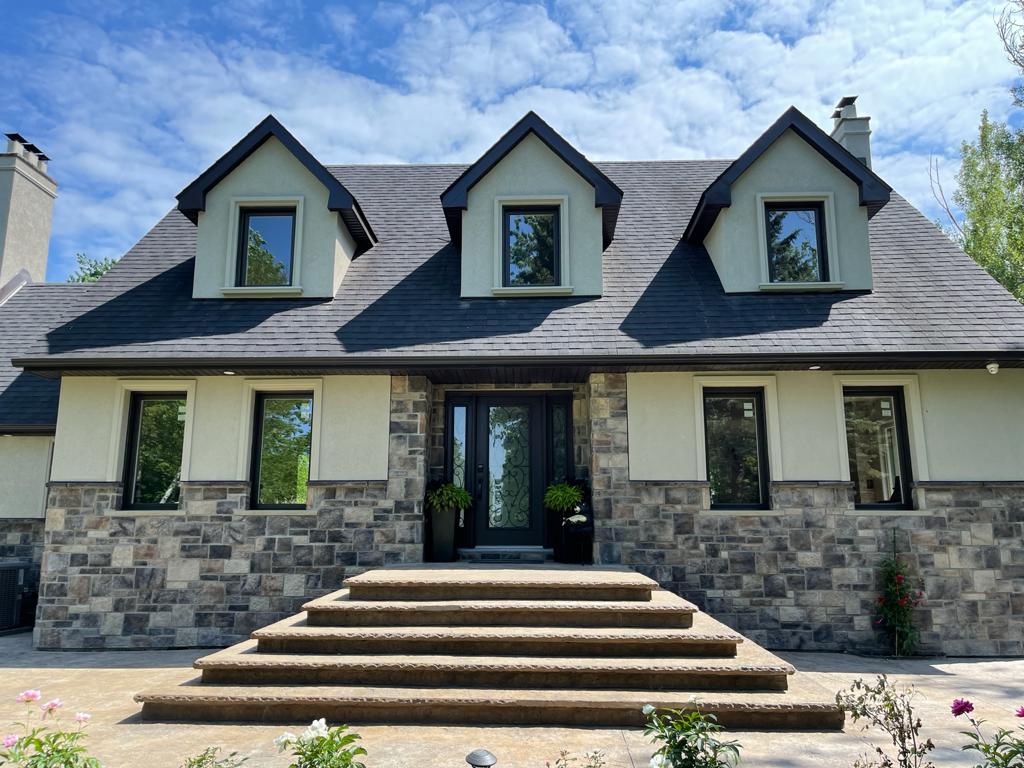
[135,674,844,729]
[343,565,656,602]
[195,639,791,690]
[253,611,741,657]
[303,588,695,628]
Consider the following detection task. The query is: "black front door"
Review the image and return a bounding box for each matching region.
[445,392,573,549]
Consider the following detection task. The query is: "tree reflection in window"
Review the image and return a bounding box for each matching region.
[254,394,312,507]
[487,405,531,528]
[704,392,766,507]
[844,392,906,506]
[504,207,558,286]
[765,203,826,282]
[127,395,186,508]
[239,209,295,286]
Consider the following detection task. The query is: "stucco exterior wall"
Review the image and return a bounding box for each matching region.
[0,153,56,286]
[50,374,392,487]
[703,129,873,293]
[0,436,51,519]
[627,369,1024,483]
[460,133,604,297]
[192,136,356,299]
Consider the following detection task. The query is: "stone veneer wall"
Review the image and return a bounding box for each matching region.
[588,372,1024,656]
[33,375,431,650]
[0,518,45,597]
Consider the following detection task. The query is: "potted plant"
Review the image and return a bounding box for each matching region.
[426,482,473,562]
[544,482,593,564]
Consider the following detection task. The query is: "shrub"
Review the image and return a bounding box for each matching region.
[951,697,1024,767]
[836,676,935,768]
[274,720,366,768]
[0,690,99,768]
[642,703,740,768]
[874,553,925,656]
[426,483,473,514]
[545,750,606,768]
[181,747,247,767]
[544,483,583,515]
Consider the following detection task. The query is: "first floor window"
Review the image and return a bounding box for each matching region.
[843,387,912,508]
[237,207,296,287]
[502,205,559,286]
[703,388,769,508]
[251,393,313,509]
[765,201,828,283]
[124,393,187,509]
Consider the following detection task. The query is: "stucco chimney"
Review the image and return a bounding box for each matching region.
[0,133,57,288]
[830,96,872,168]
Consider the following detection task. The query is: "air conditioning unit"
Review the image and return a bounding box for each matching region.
[0,562,31,631]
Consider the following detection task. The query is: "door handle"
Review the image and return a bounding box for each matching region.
[475,463,484,499]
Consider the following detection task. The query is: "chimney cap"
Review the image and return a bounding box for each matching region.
[835,95,858,109]
[4,132,27,144]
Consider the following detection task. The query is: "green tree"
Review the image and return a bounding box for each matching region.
[66,252,117,283]
[766,209,820,282]
[245,228,288,285]
[933,111,1024,302]
[256,397,312,505]
[507,213,555,285]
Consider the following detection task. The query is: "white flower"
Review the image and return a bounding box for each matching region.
[649,755,665,768]
[687,694,700,705]
[642,703,656,716]
[274,732,297,752]
[303,718,329,740]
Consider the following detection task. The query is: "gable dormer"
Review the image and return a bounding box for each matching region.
[686,105,890,294]
[178,116,374,299]
[441,112,622,298]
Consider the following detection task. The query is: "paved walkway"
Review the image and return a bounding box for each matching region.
[0,632,1020,767]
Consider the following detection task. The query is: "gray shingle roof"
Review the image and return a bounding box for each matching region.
[11,160,1024,375]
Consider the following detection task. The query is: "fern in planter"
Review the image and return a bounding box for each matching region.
[545,483,586,525]
[427,483,473,513]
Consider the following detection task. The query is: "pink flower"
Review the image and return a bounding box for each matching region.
[73,712,91,724]
[2,734,17,748]
[40,698,63,718]
[951,698,975,717]
[1015,706,1024,718]
[16,690,40,703]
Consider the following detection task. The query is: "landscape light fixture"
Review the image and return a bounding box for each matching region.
[986,362,1000,375]
[466,749,497,767]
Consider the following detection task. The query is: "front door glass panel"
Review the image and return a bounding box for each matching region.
[487,405,531,529]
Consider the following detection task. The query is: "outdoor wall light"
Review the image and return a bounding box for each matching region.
[808,365,822,370]
[986,362,1000,375]
[466,748,497,767]
[223,370,236,375]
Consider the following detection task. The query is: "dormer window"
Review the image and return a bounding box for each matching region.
[237,207,296,287]
[764,201,828,283]
[503,205,560,287]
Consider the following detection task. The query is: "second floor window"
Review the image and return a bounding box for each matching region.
[503,206,559,286]
[765,202,828,283]
[237,207,296,287]
[123,393,187,509]
[251,393,313,509]
[703,388,769,509]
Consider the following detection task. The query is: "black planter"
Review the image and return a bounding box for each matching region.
[430,507,457,562]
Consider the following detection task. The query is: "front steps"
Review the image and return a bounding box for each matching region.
[135,564,844,729]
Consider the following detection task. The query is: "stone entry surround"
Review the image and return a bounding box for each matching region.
[588,372,1024,657]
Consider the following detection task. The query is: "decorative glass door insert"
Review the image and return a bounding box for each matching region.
[486,405,531,529]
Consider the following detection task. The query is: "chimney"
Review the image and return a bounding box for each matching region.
[830,96,872,168]
[0,133,57,289]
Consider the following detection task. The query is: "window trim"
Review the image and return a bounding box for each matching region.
[700,387,771,510]
[249,391,315,511]
[840,386,914,510]
[492,195,571,294]
[122,391,189,511]
[236,206,298,288]
[222,196,305,296]
[755,192,841,289]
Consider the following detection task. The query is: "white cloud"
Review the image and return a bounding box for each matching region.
[0,0,1017,279]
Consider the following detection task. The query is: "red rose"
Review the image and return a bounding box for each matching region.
[895,574,905,583]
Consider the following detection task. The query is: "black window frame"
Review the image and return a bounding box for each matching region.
[842,386,914,510]
[122,391,187,511]
[236,206,298,288]
[249,391,314,511]
[702,387,770,510]
[764,200,829,283]
[501,204,561,287]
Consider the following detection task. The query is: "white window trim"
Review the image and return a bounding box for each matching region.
[223,196,305,296]
[832,374,930,483]
[756,192,842,289]
[692,375,784,483]
[235,378,323,484]
[492,195,571,294]
[106,379,197,484]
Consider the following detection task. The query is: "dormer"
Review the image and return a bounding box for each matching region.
[178,116,375,299]
[685,103,890,294]
[441,112,623,298]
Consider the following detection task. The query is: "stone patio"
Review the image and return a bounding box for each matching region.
[0,631,1021,767]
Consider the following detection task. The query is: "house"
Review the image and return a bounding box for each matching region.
[1,99,1022,657]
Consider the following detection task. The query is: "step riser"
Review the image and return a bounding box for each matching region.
[305,609,692,628]
[140,700,841,729]
[199,667,788,691]
[347,585,652,601]
[255,637,737,657]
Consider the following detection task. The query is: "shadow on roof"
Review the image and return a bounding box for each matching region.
[0,371,60,427]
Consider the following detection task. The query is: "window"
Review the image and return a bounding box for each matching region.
[123,393,187,509]
[251,393,313,509]
[764,202,828,283]
[237,207,296,287]
[843,388,912,508]
[502,206,559,286]
[703,388,769,508]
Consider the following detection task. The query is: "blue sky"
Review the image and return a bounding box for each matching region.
[1,0,1019,281]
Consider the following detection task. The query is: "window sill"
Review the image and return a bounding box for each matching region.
[700,508,787,516]
[490,286,574,297]
[221,286,304,298]
[759,281,845,292]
